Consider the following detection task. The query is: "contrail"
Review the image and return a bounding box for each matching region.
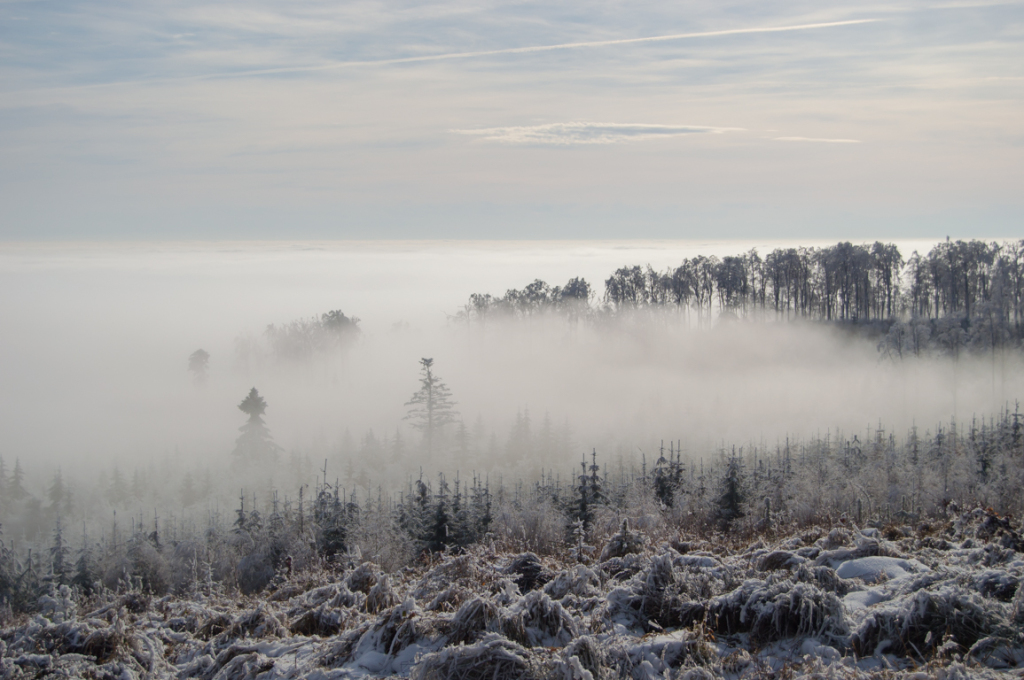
[208,19,879,79]
[12,18,878,93]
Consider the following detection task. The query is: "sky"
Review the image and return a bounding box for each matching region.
[1,0,1022,239]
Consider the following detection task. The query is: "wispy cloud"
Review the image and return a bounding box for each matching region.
[5,18,880,94]
[455,122,742,145]
[197,19,880,79]
[774,136,862,143]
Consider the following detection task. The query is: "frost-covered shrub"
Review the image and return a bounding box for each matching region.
[224,605,286,640]
[757,550,806,572]
[297,581,361,609]
[450,595,499,644]
[505,553,551,593]
[544,564,601,600]
[707,576,847,644]
[425,585,469,612]
[411,633,532,680]
[1012,581,1024,625]
[196,611,234,639]
[347,597,423,663]
[599,519,646,561]
[638,554,687,626]
[125,539,171,595]
[501,590,578,647]
[37,585,76,623]
[562,636,608,680]
[599,552,647,583]
[748,582,846,645]
[166,540,206,594]
[819,528,852,550]
[495,497,567,556]
[346,562,379,594]
[209,648,276,680]
[288,604,349,636]
[792,563,845,594]
[972,569,1020,602]
[967,635,1024,669]
[236,551,275,594]
[11,618,125,661]
[119,591,150,613]
[852,585,1007,657]
[604,553,707,631]
[677,668,717,680]
[609,628,717,678]
[413,552,491,601]
[366,573,399,613]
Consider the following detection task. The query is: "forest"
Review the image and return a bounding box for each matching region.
[456,238,1024,346]
[1,237,1023,679]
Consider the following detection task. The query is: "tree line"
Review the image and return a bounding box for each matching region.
[457,239,1024,339]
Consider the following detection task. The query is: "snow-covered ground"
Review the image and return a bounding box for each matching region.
[3,507,1023,680]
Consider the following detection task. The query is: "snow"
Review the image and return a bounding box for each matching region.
[834,556,930,582]
[843,588,890,610]
[2,510,1022,679]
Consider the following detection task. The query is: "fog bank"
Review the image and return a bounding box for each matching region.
[0,240,1016,485]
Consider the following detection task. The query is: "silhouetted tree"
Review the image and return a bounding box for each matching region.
[49,516,71,585]
[404,358,459,459]
[188,349,210,383]
[8,459,27,502]
[232,388,282,465]
[715,454,746,531]
[72,526,97,596]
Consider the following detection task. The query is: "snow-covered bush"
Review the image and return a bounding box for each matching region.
[411,634,532,680]
[852,584,1009,657]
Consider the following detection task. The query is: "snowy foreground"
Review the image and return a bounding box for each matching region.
[3,509,1024,680]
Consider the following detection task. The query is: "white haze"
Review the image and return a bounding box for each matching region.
[0,239,1017,494]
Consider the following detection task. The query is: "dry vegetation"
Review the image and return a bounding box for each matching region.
[2,506,1022,679]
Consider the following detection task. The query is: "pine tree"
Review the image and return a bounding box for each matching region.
[652,441,675,507]
[9,459,27,502]
[232,388,282,465]
[470,474,492,540]
[72,537,96,596]
[588,449,603,505]
[188,349,210,383]
[572,450,603,530]
[47,470,65,515]
[425,474,451,553]
[390,427,405,463]
[50,516,70,585]
[314,473,349,559]
[715,454,746,531]
[404,358,459,459]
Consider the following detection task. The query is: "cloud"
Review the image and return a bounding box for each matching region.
[349,19,880,66]
[3,18,881,93]
[454,122,742,145]
[189,19,881,83]
[774,136,862,143]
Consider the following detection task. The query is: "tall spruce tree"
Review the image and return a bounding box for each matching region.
[715,454,746,531]
[50,516,70,585]
[232,388,282,465]
[404,358,459,459]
